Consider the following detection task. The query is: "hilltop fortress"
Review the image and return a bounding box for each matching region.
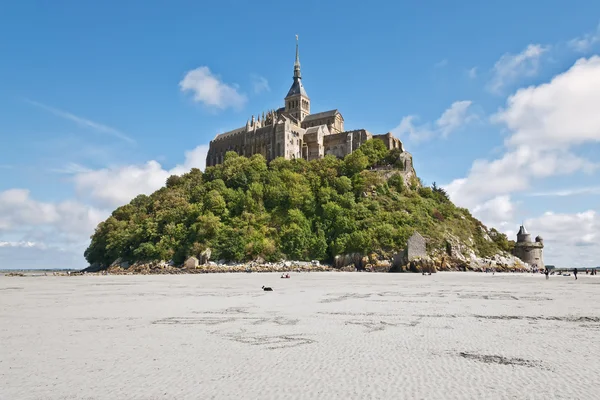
[206,37,407,167]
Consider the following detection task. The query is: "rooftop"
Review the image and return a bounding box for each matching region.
[303,109,340,122]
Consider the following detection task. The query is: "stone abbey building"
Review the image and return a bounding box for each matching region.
[206,37,405,167]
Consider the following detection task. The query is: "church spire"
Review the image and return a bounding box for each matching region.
[294,34,301,79]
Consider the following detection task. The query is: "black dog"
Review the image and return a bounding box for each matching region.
[262,286,273,291]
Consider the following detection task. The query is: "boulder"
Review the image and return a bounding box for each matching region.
[184,256,199,269]
[110,258,123,268]
[200,248,212,265]
[392,252,406,268]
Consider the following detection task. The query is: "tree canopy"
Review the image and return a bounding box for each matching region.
[84,140,509,266]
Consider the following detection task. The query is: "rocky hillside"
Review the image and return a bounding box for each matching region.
[84,139,520,272]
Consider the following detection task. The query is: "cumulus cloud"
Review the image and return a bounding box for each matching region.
[0,189,106,248]
[487,44,549,94]
[472,195,516,229]
[445,56,600,266]
[392,101,475,142]
[179,66,247,110]
[251,74,270,94]
[524,210,600,266]
[25,99,135,144]
[1,143,211,269]
[568,24,600,53]
[447,56,600,209]
[435,59,448,68]
[495,57,600,149]
[73,144,209,208]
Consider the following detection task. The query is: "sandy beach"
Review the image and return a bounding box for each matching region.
[1,272,599,399]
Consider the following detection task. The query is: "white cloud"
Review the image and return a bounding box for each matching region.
[73,144,209,208]
[524,210,600,266]
[49,162,93,175]
[0,189,105,245]
[472,195,516,229]
[445,56,600,266]
[495,57,600,149]
[447,56,600,210]
[179,66,247,110]
[392,101,475,142]
[435,59,448,68]
[468,67,478,79]
[527,186,600,197]
[25,99,135,144]
[568,24,600,52]
[436,100,475,138]
[487,44,549,94]
[0,143,212,269]
[0,241,47,249]
[251,74,270,94]
[391,115,434,142]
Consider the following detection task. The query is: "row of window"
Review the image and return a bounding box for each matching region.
[287,99,309,110]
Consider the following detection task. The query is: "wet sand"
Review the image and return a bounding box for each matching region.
[1,272,599,399]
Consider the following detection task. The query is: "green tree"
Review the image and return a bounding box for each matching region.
[357,139,389,166]
[343,150,369,176]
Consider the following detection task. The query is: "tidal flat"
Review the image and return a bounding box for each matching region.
[1,272,599,399]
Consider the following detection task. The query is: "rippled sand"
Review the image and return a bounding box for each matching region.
[1,272,599,399]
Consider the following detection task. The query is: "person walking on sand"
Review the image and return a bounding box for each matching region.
[544,268,549,280]
[573,267,578,280]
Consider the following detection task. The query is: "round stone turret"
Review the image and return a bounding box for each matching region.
[512,225,544,269]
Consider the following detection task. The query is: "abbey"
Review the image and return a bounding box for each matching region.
[206,37,404,167]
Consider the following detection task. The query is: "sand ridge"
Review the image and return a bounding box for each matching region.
[1,272,599,399]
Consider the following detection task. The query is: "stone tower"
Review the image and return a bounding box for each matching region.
[284,35,310,123]
[512,225,544,269]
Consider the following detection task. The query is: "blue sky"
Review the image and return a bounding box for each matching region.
[1,0,600,268]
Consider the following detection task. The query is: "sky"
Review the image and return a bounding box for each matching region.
[1,0,600,269]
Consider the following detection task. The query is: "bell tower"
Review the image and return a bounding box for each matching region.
[284,35,310,123]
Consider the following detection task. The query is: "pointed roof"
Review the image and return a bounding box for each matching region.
[294,34,301,79]
[285,35,308,99]
[517,225,529,235]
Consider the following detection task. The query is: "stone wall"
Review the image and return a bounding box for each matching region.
[207,124,407,167]
[513,243,544,269]
[373,132,404,152]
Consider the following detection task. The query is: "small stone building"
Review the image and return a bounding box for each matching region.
[512,225,544,269]
[405,232,427,261]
